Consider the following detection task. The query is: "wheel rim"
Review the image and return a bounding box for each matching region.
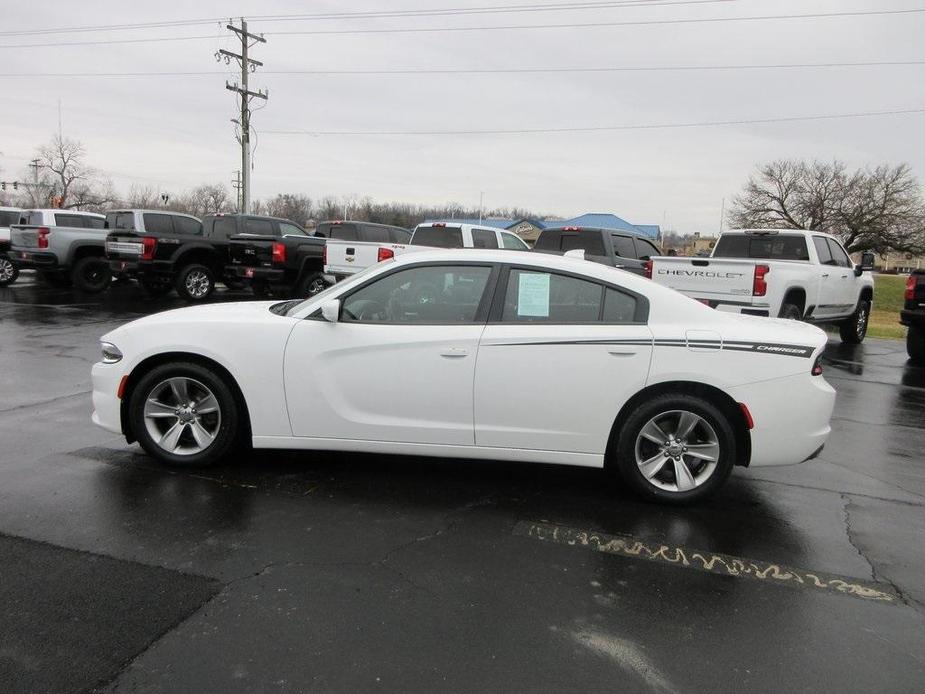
[185,270,211,298]
[85,263,107,287]
[143,377,221,456]
[0,258,13,283]
[856,305,868,338]
[634,410,720,493]
[305,278,325,296]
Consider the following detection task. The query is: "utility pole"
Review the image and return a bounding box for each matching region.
[219,18,267,214]
[719,197,725,233]
[231,170,242,211]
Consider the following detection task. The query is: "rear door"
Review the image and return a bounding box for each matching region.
[474,265,653,455]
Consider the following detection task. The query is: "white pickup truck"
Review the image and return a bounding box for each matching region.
[0,206,22,286]
[649,229,876,343]
[324,222,529,280]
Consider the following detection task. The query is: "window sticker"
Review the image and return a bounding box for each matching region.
[517,272,550,317]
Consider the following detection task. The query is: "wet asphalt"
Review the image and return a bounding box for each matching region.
[1,272,924,693]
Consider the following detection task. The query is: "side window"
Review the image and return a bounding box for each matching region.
[211,217,236,238]
[611,235,637,259]
[54,214,85,228]
[501,232,527,250]
[634,239,660,260]
[390,228,412,243]
[813,236,834,265]
[341,265,492,324]
[602,288,638,322]
[244,218,274,236]
[175,216,202,235]
[826,239,852,268]
[142,214,175,235]
[85,217,105,229]
[360,225,391,243]
[329,224,359,241]
[278,222,306,236]
[502,269,604,323]
[109,212,136,230]
[472,229,499,249]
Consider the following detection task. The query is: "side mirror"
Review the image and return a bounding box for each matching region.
[320,299,340,323]
[856,251,875,275]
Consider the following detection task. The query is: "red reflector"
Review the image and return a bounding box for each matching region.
[643,260,653,279]
[738,402,754,430]
[322,243,327,266]
[906,275,917,301]
[377,247,395,262]
[141,236,157,260]
[696,298,711,306]
[117,375,129,399]
[753,264,769,297]
[37,227,50,249]
[432,223,446,228]
[812,356,824,376]
[272,242,286,264]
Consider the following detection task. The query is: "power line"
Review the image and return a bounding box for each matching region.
[261,107,925,136]
[0,34,222,49]
[4,61,925,78]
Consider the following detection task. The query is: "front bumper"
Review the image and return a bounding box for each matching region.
[91,361,126,436]
[729,372,836,467]
[11,249,59,270]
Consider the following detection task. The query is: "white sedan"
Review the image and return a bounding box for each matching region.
[92,249,835,504]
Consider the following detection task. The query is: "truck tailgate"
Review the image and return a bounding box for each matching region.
[10,225,42,248]
[229,235,277,268]
[324,239,424,276]
[649,256,758,302]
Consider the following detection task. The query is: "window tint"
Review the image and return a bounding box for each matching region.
[634,239,660,260]
[411,226,464,248]
[502,269,605,323]
[24,211,44,226]
[551,231,605,256]
[175,216,202,235]
[826,238,852,268]
[713,234,809,261]
[341,265,492,324]
[142,214,174,235]
[107,212,136,230]
[278,222,305,236]
[54,214,86,228]
[501,232,528,250]
[602,287,638,322]
[390,227,412,243]
[360,225,391,243]
[212,217,236,238]
[472,229,499,249]
[85,217,105,229]
[0,211,19,226]
[813,236,833,265]
[329,224,359,241]
[611,235,637,259]
[244,218,274,236]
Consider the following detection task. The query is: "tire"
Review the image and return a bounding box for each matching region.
[295,271,327,298]
[613,393,737,505]
[839,299,870,344]
[175,263,215,302]
[778,302,802,320]
[251,281,272,298]
[0,256,19,287]
[140,276,173,297]
[908,325,925,364]
[129,361,240,467]
[71,256,112,294]
[38,270,72,287]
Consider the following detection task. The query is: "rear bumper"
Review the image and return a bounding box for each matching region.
[728,372,835,467]
[227,264,285,282]
[900,309,925,328]
[10,249,59,270]
[109,258,170,278]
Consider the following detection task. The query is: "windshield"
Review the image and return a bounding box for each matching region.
[0,211,20,227]
[712,234,809,261]
[285,263,386,316]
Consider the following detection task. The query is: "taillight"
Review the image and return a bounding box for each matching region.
[377,247,395,262]
[907,275,917,301]
[141,236,157,260]
[811,355,824,376]
[37,227,50,249]
[272,242,286,264]
[563,226,581,231]
[643,260,653,279]
[753,264,769,296]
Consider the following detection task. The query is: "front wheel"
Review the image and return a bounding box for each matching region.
[613,393,737,504]
[908,325,925,364]
[0,256,19,287]
[129,362,240,467]
[295,271,327,298]
[71,256,112,293]
[839,299,870,344]
[175,264,215,302]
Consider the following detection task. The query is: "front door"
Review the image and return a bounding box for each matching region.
[812,236,844,319]
[284,263,496,445]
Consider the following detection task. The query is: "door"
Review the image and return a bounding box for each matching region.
[825,238,859,316]
[474,266,653,454]
[284,263,496,445]
[812,236,844,318]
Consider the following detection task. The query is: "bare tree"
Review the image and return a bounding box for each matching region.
[728,159,925,253]
[37,135,89,207]
[123,184,161,208]
[264,194,313,225]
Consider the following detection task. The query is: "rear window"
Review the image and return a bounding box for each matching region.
[713,234,809,261]
[107,212,136,231]
[244,218,274,236]
[390,228,412,243]
[411,226,464,248]
[0,211,20,226]
[326,223,359,241]
[175,216,202,235]
[535,229,605,256]
[359,225,391,243]
[142,213,175,235]
[212,217,237,238]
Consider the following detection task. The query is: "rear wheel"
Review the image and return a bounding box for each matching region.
[71,256,112,293]
[908,325,925,364]
[778,302,802,320]
[175,264,215,302]
[613,393,737,504]
[129,362,239,467]
[295,271,326,298]
[839,299,870,344]
[0,256,19,287]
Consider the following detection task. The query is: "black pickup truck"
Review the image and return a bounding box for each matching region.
[106,212,294,301]
[532,226,661,276]
[902,270,925,363]
[227,220,410,298]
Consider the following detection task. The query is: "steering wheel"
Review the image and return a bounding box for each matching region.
[343,299,389,321]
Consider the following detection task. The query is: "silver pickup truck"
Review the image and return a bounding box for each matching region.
[0,206,22,287]
[10,209,110,292]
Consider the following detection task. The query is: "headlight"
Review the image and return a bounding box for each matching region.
[101,342,123,364]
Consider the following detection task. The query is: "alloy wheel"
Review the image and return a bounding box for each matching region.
[185,270,211,298]
[0,258,14,283]
[634,409,720,493]
[143,377,222,456]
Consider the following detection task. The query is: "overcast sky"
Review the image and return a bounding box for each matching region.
[1,0,923,232]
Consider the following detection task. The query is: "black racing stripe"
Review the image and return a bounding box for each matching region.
[483,337,815,357]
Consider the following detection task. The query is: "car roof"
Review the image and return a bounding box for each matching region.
[541,225,653,239]
[108,209,201,220]
[414,222,509,234]
[0,206,21,212]
[26,208,104,217]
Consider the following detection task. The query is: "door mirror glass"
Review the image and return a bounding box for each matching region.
[321,299,340,323]
[859,251,876,272]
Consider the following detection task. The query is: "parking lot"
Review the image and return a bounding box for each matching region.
[2,272,925,693]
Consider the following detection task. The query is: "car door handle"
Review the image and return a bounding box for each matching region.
[440,348,468,358]
[821,273,830,278]
[607,347,638,356]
